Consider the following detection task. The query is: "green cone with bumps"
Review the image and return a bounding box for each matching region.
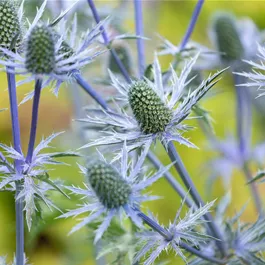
[87,161,132,209]
[0,0,21,51]
[212,12,244,63]
[25,24,55,75]
[129,81,172,134]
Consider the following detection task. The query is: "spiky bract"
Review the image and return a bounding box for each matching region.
[128,80,172,134]
[213,12,244,63]
[87,161,132,209]
[25,24,55,75]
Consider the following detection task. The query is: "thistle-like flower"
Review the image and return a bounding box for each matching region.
[0,132,79,229]
[80,54,225,152]
[0,0,104,100]
[134,200,215,265]
[60,143,171,242]
[0,0,23,52]
[206,134,265,188]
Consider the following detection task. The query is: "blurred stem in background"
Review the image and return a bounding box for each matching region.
[163,0,205,85]
[134,0,145,77]
[6,69,24,265]
[233,74,263,214]
[86,0,131,83]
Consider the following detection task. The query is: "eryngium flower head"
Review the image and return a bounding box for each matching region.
[87,161,132,209]
[0,0,22,51]
[80,54,225,152]
[212,12,244,63]
[0,2,104,101]
[135,200,215,265]
[129,80,172,134]
[25,24,55,75]
[60,143,170,242]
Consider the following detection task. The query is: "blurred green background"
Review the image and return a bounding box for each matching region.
[1,0,265,264]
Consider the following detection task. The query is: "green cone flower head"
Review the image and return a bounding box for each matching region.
[0,0,21,51]
[128,80,173,134]
[212,12,244,63]
[87,161,132,209]
[25,24,55,75]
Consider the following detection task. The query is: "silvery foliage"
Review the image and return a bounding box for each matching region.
[60,143,171,243]
[79,53,226,154]
[236,45,265,98]
[0,255,29,265]
[190,194,265,265]
[0,132,79,229]
[135,199,215,265]
[0,0,104,100]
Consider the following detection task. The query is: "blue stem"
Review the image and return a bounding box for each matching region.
[233,74,262,214]
[6,70,24,265]
[134,0,145,77]
[26,79,42,164]
[166,141,226,256]
[179,0,205,50]
[86,0,131,83]
[73,72,109,110]
[137,210,226,264]
[163,0,204,84]
[147,151,195,209]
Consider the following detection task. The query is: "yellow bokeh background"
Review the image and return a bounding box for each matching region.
[1,0,265,264]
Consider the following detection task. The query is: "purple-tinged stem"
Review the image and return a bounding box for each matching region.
[26,79,42,164]
[163,0,204,84]
[137,210,227,264]
[166,141,227,256]
[179,0,204,50]
[73,72,109,110]
[6,69,24,265]
[134,0,145,77]
[233,74,262,214]
[147,151,195,209]
[86,0,131,83]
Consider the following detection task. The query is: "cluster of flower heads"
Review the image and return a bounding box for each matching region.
[0,0,104,100]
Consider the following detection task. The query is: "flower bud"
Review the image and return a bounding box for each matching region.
[25,24,55,75]
[87,161,132,209]
[108,41,133,75]
[0,0,21,51]
[129,80,172,134]
[212,12,244,63]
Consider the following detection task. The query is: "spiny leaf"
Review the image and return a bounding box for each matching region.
[35,173,69,198]
[247,170,265,184]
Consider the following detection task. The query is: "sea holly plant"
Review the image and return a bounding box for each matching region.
[1,0,265,265]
